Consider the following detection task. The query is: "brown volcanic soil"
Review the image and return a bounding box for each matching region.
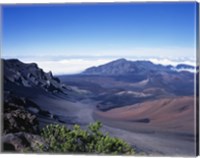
[94,96,195,134]
[93,96,196,155]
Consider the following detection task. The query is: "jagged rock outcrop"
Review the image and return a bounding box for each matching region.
[3,59,66,93]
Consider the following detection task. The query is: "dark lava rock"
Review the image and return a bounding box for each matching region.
[4,108,39,134]
[2,132,44,152]
[3,93,40,134]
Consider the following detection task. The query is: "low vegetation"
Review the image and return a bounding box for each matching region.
[39,121,135,154]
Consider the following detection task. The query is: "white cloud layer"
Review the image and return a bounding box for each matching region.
[146,58,196,66]
[25,59,113,75]
[22,57,196,75]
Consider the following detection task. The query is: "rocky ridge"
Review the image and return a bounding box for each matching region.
[3,59,66,93]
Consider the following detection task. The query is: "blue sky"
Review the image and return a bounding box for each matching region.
[2,2,198,74]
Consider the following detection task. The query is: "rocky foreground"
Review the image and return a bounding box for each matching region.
[3,91,44,152]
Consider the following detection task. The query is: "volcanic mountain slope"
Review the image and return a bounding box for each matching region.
[82,58,196,75]
[93,96,196,156]
[60,58,195,110]
[94,96,195,134]
[82,58,170,75]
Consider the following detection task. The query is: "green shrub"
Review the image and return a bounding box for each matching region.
[39,121,135,154]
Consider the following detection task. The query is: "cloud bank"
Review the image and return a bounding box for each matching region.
[21,57,196,75]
